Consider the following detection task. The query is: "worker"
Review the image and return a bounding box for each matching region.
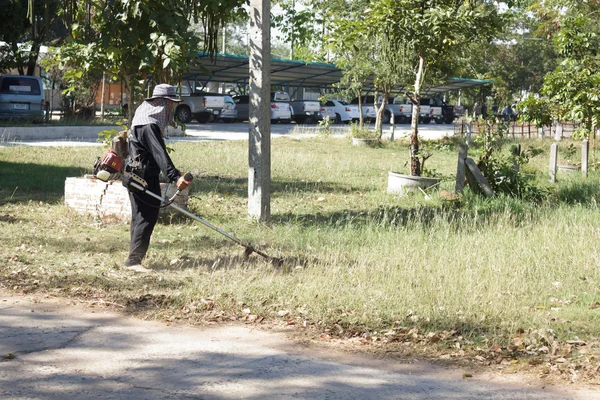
[124,84,191,273]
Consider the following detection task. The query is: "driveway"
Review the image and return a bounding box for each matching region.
[0,122,455,147]
[1,293,597,400]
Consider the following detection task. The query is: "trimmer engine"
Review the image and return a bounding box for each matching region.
[93,150,124,181]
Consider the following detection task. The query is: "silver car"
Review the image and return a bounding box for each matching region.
[0,75,45,120]
[233,95,292,123]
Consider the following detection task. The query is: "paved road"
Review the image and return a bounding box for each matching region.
[0,122,454,147]
[1,293,597,400]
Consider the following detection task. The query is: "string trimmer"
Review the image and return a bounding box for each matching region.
[93,148,283,266]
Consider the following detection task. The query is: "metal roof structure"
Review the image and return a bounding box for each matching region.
[423,78,495,95]
[183,52,493,94]
[183,52,344,89]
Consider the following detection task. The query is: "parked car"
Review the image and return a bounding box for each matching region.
[271,91,320,124]
[320,100,360,123]
[232,95,292,123]
[217,96,237,122]
[350,96,381,122]
[0,75,46,121]
[175,91,236,124]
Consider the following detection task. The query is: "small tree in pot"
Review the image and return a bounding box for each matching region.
[366,0,509,176]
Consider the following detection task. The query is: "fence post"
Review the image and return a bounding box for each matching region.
[456,143,468,193]
[554,122,563,141]
[549,143,558,183]
[466,121,472,146]
[582,139,589,178]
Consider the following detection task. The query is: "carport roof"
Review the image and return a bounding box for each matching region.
[183,52,494,93]
[184,52,344,88]
[423,78,495,94]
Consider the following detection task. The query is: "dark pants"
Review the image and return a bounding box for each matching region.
[125,176,161,266]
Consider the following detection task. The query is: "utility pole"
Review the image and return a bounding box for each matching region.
[289,0,295,59]
[248,0,271,221]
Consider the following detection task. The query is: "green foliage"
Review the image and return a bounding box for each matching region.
[517,94,553,127]
[271,0,324,60]
[350,124,379,139]
[318,115,332,136]
[572,127,591,141]
[532,0,600,131]
[0,0,62,75]
[97,129,121,147]
[472,121,547,201]
[50,0,244,122]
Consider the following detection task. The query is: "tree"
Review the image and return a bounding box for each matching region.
[271,0,324,60]
[455,3,558,108]
[366,0,508,176]
[0,0,62,75]
[53,0,245,123]
[323,0,408,134]
[327,15,375,128]
[531,0,600,134]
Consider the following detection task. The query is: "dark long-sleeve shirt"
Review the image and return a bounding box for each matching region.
[128,123,180,182]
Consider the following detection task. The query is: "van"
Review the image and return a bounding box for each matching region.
[0,75,45,120]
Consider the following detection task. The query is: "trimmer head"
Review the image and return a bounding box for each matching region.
[242,245,284,267]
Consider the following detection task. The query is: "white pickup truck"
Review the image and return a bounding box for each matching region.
[272,91,321,124]
[388,98,436,124]
[175,90,236,124]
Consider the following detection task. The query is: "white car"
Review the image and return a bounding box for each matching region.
[320,100,360,124]
[270,101,292,123]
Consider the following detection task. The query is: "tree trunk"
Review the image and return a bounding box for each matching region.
[26,42,41,76]
[375,89,389,138]
[410,55,426,176]
[100,72,106,118]
[124,75,136,128]
[358,92,364,128]
[374,88,381,133]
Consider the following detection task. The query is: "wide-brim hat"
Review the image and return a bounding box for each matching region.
[146,84,182,102]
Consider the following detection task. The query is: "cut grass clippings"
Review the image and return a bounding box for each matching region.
[1,135,600,384]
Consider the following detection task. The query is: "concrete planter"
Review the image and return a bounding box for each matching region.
[65,176,189,221]
[387,172,440,196]
[557,164,580,173]
[352,138,378,147]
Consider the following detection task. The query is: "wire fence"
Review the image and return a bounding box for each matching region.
[453,120,587,139]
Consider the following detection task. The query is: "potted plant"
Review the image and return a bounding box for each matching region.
[350,124,379,146]
[387,141,440,196]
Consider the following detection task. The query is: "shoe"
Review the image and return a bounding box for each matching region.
[124,264,152,273]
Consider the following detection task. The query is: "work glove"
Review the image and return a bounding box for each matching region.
[176,172,193,191]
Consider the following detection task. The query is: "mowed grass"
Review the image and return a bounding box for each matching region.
[2,135,600,375]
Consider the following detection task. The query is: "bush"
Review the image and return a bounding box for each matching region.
[472,120,547,202]
[350,123,379,139]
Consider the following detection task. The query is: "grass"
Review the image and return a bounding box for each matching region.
[2,135,600,381]
[0,114,123,127]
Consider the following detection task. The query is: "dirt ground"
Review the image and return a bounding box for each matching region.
[1,291,599,400]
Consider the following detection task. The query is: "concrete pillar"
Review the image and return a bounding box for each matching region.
[549,143,558,183]
[465,158,494,197]
[248,0,271,221]
[465,122,472,146]
[554,123,563,141]
[455,143,468,193]
[389,113,395,142]
[582,139,589,178]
